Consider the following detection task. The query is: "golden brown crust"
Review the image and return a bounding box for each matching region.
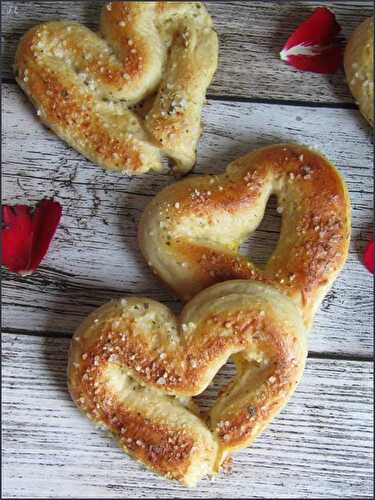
[68,281,307,486]
[139,144,351,329]
[15,2,218,174]
[344,17,374,126]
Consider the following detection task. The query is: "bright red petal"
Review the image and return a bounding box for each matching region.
[284,7,341,50]
[280,7,343,74]
[363,240,374,274]
[29,199,62,270]
[1,198,62,274]
[1,205,34,273]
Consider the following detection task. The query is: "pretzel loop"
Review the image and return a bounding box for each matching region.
[15,2,218,174]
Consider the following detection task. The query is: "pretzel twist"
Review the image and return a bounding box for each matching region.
[15,2,218,174]
[139,144,351,329]
[68,281,307,486]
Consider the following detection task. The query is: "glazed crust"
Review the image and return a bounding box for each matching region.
[139,143,351,329]
[15,2,218,174]
[344,17,374,126]
[68,281,307,486]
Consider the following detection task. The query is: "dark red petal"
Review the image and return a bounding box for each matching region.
[363,240,374,274]
[283,7,341,50]
[29,199,62,270]
[1,205,34,273]
[284,46,343,74]
[1,198,62,274]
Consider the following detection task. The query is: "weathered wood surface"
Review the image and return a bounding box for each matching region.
[3,82,373,357]
[1,1,372,104]
[2,1,373,498]
[2,332,373,499]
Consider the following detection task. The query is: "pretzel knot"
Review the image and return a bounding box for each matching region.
[139,144,351,329]
[68,281,307,486]
[15,2,218,174]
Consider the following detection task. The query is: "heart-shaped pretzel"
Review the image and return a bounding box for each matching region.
[68,281,306,486]
[15,2,218,174]
[139,144,351,329]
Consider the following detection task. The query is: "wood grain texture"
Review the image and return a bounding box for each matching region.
[2,332,373,499]
[2,82,373,357]
[1,1,372,104]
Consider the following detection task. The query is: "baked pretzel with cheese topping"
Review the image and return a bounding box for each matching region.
[139,143,351,329]
[68,281,307,486]
[15,2,218,174]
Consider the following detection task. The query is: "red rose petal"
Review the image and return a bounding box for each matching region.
[1,198,62,274]
[363,240,374,274]
[280,7,343,74]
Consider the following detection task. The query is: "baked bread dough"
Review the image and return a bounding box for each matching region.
[15,2,218,174]
[139,143,351,329]
[344,17,373,126]
[68,281,307,486]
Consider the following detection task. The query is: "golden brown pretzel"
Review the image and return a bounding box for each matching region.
[68,281,307,486]
[15,2,218,174]
[344,17,373,126]
[139,144,351,329]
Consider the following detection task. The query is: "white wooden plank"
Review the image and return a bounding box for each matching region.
[2,332,373,499]
[2,82,373,357]
[1,1,372,103]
